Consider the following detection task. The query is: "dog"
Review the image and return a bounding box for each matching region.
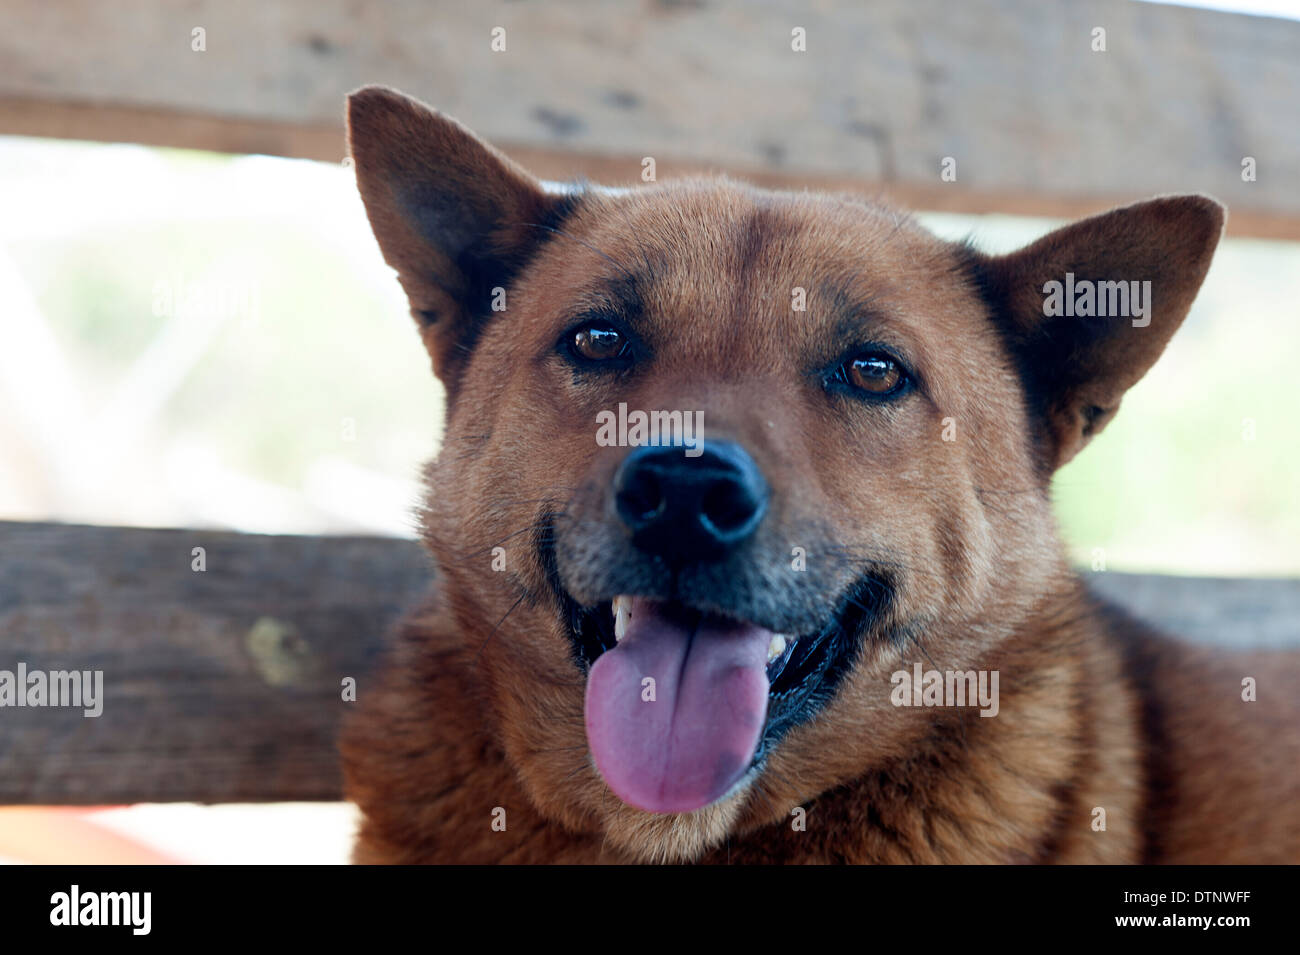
[339,86,1300,864]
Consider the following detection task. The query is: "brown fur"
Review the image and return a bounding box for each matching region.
[339,87,1300,864]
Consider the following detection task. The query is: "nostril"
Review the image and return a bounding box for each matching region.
[701,478,761,536]
[616,470,665,528]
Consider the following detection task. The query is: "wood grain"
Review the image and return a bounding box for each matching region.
[1,0,1298,237]
[1,520,1295,804]
[0,521,429,804]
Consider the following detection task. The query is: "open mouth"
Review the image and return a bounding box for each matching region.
[558,577,883,814]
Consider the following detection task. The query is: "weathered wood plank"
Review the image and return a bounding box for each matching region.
[1,520,1296,805]
[1,0,1298,238]
[0,521,429,804]
[1087,571,1300,650]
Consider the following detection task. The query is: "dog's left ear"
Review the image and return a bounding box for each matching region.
[347,86,572,389]
[975,195,1225,471]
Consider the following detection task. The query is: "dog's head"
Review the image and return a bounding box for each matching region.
[348,87,1223,862]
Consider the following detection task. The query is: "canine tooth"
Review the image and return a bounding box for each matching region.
[767,633,788,663]
[613,596,632,642]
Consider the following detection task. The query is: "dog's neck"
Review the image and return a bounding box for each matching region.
[698,580,1144,863]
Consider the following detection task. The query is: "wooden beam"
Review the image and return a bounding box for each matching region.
[0,521,428,804]
[1088,571,1300,650]
[1,520,1298,805]
[1,1,1298,238]
[3,98,1300,244]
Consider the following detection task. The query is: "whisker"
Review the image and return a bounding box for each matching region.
[472,591,528,663]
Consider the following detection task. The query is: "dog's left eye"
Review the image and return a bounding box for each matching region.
[566,323,630,363]
[832,352,909,397]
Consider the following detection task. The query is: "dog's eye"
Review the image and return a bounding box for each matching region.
[834,352,908,397]
[568,324,629,363]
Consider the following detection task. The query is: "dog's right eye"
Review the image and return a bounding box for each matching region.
[824,348,914,402]
[565,323,630,363]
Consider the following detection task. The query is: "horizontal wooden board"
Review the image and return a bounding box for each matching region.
[0,521,430,804]
[1,520,1296,804]
[1,0,1298,237]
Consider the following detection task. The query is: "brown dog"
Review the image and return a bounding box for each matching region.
[339,86,1300,864]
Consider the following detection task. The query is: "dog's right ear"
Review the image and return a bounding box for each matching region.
[347,87,573,388]
[973,195,1224,472]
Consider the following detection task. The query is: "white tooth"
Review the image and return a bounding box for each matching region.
[767,633,788,663]
[613,595,632,642]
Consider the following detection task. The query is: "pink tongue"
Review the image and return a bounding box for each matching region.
[584,598,771,813]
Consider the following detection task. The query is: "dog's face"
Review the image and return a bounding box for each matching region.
[348,88,1222,862]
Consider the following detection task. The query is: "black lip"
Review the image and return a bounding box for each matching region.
[537,515,893,756]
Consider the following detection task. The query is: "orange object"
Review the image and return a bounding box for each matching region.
[0,807,183,864]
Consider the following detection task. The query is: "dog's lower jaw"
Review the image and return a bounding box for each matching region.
[341,585,1149,864]
[501,705,764,865]
[595,793,750,865]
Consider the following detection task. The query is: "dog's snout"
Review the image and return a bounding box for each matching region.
[612,441,769,563]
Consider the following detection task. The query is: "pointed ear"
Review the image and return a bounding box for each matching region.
[973,195,1225,471]
[347,86,577,387]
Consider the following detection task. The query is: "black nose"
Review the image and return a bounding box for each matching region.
[613,441,769,563]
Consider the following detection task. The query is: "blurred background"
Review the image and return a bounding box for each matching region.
[3,140,1297,571]
[1,0,1297,863]
[0,141,436,540]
